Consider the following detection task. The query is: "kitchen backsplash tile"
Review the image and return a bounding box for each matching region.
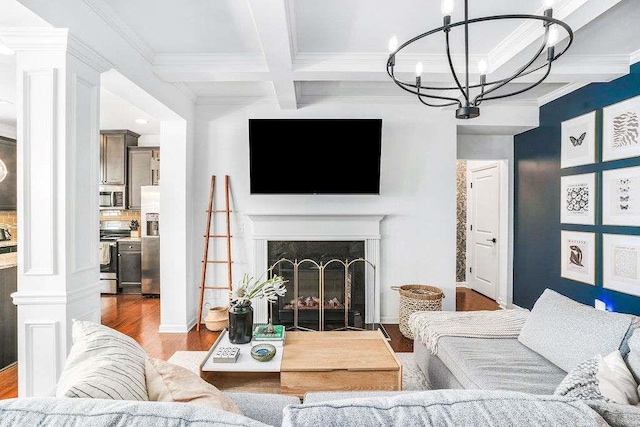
[0,210,17,240]
[100,210,141,226]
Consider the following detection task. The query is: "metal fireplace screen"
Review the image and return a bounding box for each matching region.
[267,241,372,331]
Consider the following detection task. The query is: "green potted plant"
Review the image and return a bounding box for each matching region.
[228,273,287,344]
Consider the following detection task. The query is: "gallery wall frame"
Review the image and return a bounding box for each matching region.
[0,137,16,210]
[602,166,640,226]
[603,94,640,162]
[561,110,597,168]
[560,173,595,225]
[560,230,596,286]
[603,233,640,297]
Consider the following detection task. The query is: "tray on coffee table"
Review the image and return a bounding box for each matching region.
[200,329,283,374]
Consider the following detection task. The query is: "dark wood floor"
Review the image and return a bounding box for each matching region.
[0,286,498,399]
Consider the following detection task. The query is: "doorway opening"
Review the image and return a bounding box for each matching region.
[456,159,508,305]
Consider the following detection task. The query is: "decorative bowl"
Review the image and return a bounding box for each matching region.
[251,343,276,362]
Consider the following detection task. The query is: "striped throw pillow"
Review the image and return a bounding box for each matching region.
[56,320,149,401]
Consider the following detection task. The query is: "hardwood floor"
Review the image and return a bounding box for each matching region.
[0,286,499,399]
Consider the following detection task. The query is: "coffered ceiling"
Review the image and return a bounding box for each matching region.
[95,0,640,109]
[4,0,640,116]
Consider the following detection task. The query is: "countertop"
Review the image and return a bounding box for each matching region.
[0,240,17,248]
[0,252,17,270]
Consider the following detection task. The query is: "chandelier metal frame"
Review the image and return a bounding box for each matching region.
[386,0,574,119]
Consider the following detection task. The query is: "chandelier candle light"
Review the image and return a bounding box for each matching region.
[386,0,573,119]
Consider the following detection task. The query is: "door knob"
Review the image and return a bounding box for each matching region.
[487,238,497,243]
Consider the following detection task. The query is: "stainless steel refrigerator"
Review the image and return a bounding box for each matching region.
[141,186,160,296]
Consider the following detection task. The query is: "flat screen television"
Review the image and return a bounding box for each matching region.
[249,119,382,194]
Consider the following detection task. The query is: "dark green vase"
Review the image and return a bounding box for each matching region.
[228,303,253,344]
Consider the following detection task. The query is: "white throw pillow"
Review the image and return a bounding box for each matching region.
[597,350,639,405]
[56,320,149,401]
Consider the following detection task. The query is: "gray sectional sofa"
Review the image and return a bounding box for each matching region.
[414,289,639,394]
[2,288,640,426]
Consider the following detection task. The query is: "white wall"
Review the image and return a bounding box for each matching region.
[457,134,514,307]
[194,102,458,322]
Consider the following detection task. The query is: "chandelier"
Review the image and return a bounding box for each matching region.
[386,0,573,119]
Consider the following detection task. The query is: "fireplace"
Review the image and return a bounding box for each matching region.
[248,214,384,326]
[268,241,367,331]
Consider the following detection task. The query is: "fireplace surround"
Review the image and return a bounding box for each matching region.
[248,214,384,325]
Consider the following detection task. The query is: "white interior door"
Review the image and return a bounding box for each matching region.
[469,163,500,300]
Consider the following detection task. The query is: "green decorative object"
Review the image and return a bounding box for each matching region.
[251,344,276,362]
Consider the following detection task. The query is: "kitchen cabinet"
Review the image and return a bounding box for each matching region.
[100,130,140,185]
[127,147,160,210]
[0,266,17,370]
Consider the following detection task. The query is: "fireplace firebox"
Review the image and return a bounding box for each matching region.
[267,241,368,331]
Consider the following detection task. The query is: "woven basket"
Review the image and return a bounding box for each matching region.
[392,284,444,339]
[204,306,228,332]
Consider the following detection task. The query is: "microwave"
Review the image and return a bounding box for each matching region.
[99,185,126,210]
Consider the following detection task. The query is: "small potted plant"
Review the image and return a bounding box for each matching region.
[228,273,287,344]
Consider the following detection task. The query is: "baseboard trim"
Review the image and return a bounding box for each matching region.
[380,317,399,324]
[456,282,470,288]
[158,324,190,334]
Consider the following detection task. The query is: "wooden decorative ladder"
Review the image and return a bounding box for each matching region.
[196,175,233,331]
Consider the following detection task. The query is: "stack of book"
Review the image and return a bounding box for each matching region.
[252,324,285,346]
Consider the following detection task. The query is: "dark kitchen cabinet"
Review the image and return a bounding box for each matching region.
[0,266,17,370]
[127,147,160,210]
[100,130,140,185]
[118,240,141,294]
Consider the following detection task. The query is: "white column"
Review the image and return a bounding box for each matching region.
[0,29,111,397]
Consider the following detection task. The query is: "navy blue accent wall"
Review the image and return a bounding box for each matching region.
[514,62,640,315]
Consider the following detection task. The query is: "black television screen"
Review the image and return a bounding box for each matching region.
[249,119,382,194]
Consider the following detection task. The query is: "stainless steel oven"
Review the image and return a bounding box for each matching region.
[99,185,126,210]
[99,221,132,294]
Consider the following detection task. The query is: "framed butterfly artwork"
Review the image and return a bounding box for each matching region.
[603,95,640,162]
[603,166,640,226]
[560,230,595,286]
[560,173,595,225]
[561,111,596,168]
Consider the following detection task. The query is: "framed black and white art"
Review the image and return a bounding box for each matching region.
[603,166,640,226]
[560,173,595,225]
[603,95,640,162]
[561,111,596,168]
[560,230,595,285]
[603,234,640,297]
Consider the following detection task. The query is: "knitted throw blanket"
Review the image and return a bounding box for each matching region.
[408,309,530,355]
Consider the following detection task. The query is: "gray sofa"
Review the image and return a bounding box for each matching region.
[413,288,640,394]
[2,289,640,426]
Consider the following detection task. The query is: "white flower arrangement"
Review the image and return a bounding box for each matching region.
[231,273,288,307]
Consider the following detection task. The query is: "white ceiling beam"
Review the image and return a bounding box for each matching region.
[153,54,269,82]
[487,0,623,74]
[247,0,297,109]
[151,52,628,86]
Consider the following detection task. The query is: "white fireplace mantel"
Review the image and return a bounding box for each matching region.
[246,214,385,324]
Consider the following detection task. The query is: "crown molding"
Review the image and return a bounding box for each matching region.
[68,34,113,73]
[537,82,589,106]
[81,0,155,64]
[631,49,640,66]
[293,52,484,74]
[196,95,275,106]
[172,82,197,103]
[285,0,299,58]
[0,28,112,73]
[154,53,267,69]
[0,28,69,51]
[487,0,588,72]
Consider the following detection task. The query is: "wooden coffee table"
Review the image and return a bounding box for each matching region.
[280,329,401,397]
[200,329,402,397]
